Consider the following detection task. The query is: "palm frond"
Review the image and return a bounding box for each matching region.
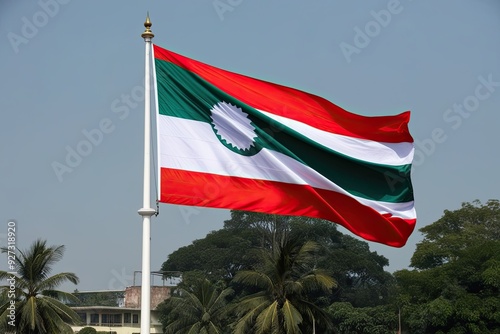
[19,296,42,332]
[234,293,270,312]
[282,299,303,334]
[294,298,334,330]
[1,240,79,333]
[162,279,231,334]
[233,298,270,334]
[209,287,233,319]
[233,270,274,290]
[37,295,81,324]
[232,236,335,334]
[36,272,79,291]
[254,300,279,334]
[40,289,81,304]
[186,322,201,334]
[299,271,337,292]
[208,321,222,334]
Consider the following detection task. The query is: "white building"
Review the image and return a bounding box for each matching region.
[70,285,171,334]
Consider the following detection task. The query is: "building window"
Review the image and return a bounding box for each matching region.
[102,314,122,326]
[77,312,87,324]
[90,313,99,325]
[133,314,139,324]
[124,313,131,323]
[113,314,122,324]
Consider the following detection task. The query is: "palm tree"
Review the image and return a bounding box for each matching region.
[159,278,233,334]
[0,239,81,333]
[232,238,336,334]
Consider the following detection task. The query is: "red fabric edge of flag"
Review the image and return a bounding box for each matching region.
[153,44,413,144]
[159,168,415,247]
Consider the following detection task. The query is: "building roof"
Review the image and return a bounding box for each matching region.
[71,306,151,312]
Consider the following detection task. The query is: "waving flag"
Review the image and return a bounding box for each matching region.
[153,44,416,247]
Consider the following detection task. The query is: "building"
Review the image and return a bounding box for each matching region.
[70,285,172,334]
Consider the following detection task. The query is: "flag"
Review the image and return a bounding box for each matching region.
[153,44,416,247]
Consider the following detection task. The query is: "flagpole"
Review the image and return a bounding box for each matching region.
[139,14,155,334]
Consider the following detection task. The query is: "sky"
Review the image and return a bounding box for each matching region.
[1,0,499,292]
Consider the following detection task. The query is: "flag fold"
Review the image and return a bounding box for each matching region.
[153,44,416,247]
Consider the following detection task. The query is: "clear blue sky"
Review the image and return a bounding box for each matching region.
[1,0,499,291]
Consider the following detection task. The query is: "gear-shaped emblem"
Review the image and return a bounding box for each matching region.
[210,101,260,156]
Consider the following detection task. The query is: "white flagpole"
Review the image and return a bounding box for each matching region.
[139,14,155,334]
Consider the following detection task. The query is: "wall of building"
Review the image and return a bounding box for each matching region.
[72,324,163,334]
[71,309,163,334]
[124,286,170,309]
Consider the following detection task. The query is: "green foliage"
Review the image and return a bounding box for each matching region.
[70,291,124,307]
[328,302,398,334]
[396,200,500,333]
[161,228,259,283]
[482,259,500,288]
[162,211,393,308]
[158,278,233,334]
[0,239,81,333]
[157,202,500,334]
[78,327,97,334]
[411,199,500,270]
[77,327,116,334]
[233,213,394,307]
[232,235,336,334]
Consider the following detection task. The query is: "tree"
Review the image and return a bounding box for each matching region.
[162,211,394,308]
[161,228,258,283]
[395,200,500,333]
[158,278,233,334]
[232,236,336,334]
[78,327,97,334]
[160,211,397,331]
[0,239,81,333]
[411,199,500,270]
[327,302,398,334]
[287,217,395,307]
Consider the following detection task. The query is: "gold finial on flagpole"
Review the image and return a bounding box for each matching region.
[142,12,154,39]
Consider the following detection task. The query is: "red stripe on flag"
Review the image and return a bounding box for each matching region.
[160,168,415,247]
[153,45,413,144]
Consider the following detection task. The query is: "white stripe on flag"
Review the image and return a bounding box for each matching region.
[158,115,416,219]
[256,109,414,166]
